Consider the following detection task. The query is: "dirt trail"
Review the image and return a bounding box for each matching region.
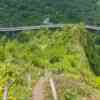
[32,77,47,100]
[32,75,100,100]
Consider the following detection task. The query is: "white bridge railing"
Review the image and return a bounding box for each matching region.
[0,24,100,32]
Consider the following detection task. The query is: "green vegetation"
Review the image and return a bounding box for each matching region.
[0,0,99,26]
[0,24,100,99]
[93,34,100,75]
[0,0,100,99]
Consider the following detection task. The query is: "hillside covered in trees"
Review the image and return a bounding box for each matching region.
[0,0,100,100]
[0,0,100,26]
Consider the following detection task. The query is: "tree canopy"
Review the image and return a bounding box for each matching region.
[0,0,98,26]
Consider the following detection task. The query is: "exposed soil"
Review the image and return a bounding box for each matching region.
[32,77,48,100]
[32,75,100,100]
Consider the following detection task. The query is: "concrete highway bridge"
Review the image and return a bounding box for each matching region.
[0,24,100,32]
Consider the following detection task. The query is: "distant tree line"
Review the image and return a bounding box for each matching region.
[0,0,99,26]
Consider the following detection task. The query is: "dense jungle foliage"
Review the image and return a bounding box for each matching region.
[0,0,100,99]
[0,0,100,26]
[0,24,100,99]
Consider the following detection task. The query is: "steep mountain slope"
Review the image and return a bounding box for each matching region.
[0,24,99,99]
